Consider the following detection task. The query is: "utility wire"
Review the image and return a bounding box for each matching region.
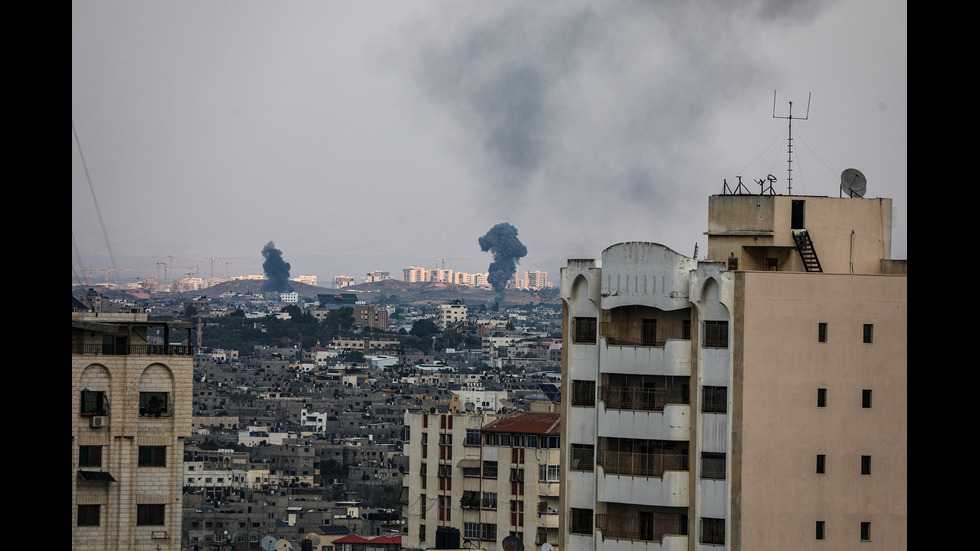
[73,121,118,284]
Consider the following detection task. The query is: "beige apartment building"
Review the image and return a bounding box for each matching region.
[559,193,906,550]
[72,310,194,551]
[402,410,562,550]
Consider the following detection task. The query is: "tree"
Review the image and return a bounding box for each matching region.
[410,319,439,338]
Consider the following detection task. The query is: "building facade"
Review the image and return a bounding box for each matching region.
[402,411,562,550]
[558,194,906,550]
[72,310,194,551]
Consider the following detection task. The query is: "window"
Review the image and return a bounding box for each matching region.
[860,521,871,541]
[703,321,729,348]
[481,523,497,541]
[570,508,593,535]
[570,444,594,471]
[816,521,825,540]
[701,517,725,545]
[77,504,100,526]
[539,464,560,482]
[573,317,597,344]
[139,392,170,417]
[461,490,479,509]
[642,319,657,345]
[818,322,828,342]
[465,428,481,446]
[482,460,498,479]
[80,390,107,416]
[817,388,827,407]
[482,491,497,510]
[816,454,826,474]
[419,524,426,542]
[137,504,166,526]
[509,468,525,482]
[571,380,595,407]
[79,445,102,468]
[138,446,167,467]
[702,386,727,413]
[701,452,726,479]
[862,389,872,408]
[863,324,873,343]
[464,522,480,539]
[861,455,871,475]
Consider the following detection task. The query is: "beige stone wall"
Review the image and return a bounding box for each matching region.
[73,331,193,551]
[732,271,906,550]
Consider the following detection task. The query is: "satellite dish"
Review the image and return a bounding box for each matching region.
[261,536,277,551]
[275,538,293,551]
[502,535,524,551]
[541,544,555,551]
[306,533,321,547]
[841,168,867,198]
[464,401,475,412]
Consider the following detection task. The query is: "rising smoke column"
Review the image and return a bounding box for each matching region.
[261,241,294,293]
[478,222,527,310]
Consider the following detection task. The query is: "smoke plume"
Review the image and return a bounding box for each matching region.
[261,241,294,293]
[478,222,527,310]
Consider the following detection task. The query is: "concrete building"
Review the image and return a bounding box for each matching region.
[72,310,195,551]
[402,411,562,550]
[558,194,906,550]
[439,301,468,329]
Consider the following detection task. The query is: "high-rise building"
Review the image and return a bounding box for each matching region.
[558,194,906,550]
[402,411,562,551]
[72,308,195,551]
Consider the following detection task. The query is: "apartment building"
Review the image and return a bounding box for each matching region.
[438,301,468,329]
[72,309,195,551]
[559,194,906,550]
[402,410,562,550]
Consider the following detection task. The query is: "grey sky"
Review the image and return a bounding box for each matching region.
[72,1,907,285]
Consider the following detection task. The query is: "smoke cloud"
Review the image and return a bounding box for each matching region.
[261,241,293,293]
[478,222,528,310]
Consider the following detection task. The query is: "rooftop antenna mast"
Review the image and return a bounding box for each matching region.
[772,91,810,195]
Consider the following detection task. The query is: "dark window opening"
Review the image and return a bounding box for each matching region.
[702,386,727,413]
[137,504,166,526]
[861,455,871,475]
[77,504,101,527]
[703,321,728,348]
[138,446,167,467]
[860,522,871,541]
[816,454,826,474]
[817,388,827,407]
[139,392,171,417]
[818,323,828,343]
[701,452,726,480]
[81,390,107,416]
[701,517,725,545]
[570,508,593,535]
[862,389,872,408]
[571,380,596,407]
[573,317,597,344]
[816,521,825,540]
[79,445,102,468]
[570,444,594,471]
[863,324,873,343]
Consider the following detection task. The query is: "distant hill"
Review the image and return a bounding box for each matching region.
[90,278,559,307]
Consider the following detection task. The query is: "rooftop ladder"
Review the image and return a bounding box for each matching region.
[792,229,822,272]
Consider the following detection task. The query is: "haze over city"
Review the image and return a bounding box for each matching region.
[72,1,907,285]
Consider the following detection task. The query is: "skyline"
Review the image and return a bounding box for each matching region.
[73,1,907,285]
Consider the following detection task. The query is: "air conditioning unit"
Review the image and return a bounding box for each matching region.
[91,416,108,428]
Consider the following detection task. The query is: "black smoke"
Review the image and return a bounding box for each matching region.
[478,222,527,310]
[261,241,293,293]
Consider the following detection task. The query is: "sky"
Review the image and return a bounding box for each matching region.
[72,0,907,287]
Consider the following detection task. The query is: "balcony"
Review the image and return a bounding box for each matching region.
[600,386,686,412]
[596,512,687,543]
[597,451,688,478]
[599,339,691,376]
[73,343,194,356]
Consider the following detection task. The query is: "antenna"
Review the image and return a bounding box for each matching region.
[773,91,811,195]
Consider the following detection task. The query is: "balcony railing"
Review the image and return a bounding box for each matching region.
[597,450,688,477]
[600,386,688,411]
[596,512,687,542]
[600,320,690,347]
[73,343,194,356]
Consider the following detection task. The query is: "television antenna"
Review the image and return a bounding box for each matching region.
[773,91,811,195]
